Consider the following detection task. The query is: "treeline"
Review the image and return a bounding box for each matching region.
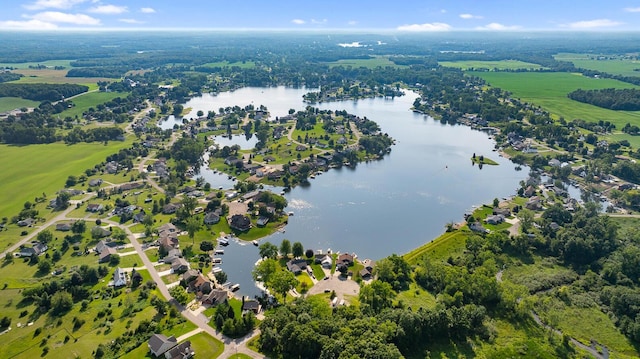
[0,83,87,101]
[568,88,640,111]
[64,127,124,144]
[67,67,125,78]
[0,72,22,83]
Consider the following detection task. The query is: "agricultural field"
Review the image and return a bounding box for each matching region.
[471,71,640,145]
[58,91,126,119]
[326,57,408,69]
[439,60,544,71]
[1,60,111,90]
[0,59,74,69]
[0,138,134,223]
[555,53,640,77]
[0,97,40,112]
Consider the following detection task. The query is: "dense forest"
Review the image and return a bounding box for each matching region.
[568,88,640,111]
[0,83,88,101]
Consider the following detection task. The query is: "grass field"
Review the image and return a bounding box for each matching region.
[0,139,134,221]
[59,91,125,119]
[0,59,74,69]
[471,71,640,145]
[0,97,40,112]
[555,53,640,77]
[439,60,543,71]
[326,57,408,69]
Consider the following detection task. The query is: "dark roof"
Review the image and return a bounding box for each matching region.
[164,340,194,359]
[148,334,177,355]
[229,214,251,231]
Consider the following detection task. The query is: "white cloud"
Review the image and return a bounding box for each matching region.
[562,19,623,29]
[460,13,483,19]
[29,11,101,25]
[310,18,327,25]
[475,22,521,31]
[624,7,640,12]
[24,0,86,10]
[291,19,305,25]
[119,18,144,24]
[347,20,358,26]
[88,5,128,14]
[0,19,58,30]
[397,22,451,32]
[140,7,155,13]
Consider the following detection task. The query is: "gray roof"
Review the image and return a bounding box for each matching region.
[148,334,177,355]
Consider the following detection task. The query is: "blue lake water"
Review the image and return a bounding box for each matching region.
[169,86,528,298]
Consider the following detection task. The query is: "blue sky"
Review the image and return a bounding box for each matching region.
[2,0,640,31]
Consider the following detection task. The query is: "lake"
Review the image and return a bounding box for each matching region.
[169,86,528,298]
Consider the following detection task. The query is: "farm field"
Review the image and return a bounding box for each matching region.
[59,91,125,119]
[326,57,408,69]
[439,60,544,71]
[0,97,40,112]
[471,71,640,145]
[0,138,134,221]
[555,53,640,77]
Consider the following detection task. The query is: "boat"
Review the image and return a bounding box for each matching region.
[230,284,240,291]
[288,211,294,216]
[252,240,259,246]
[214,249,225,255]
[218,238,229,246]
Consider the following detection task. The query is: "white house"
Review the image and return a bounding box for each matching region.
[113,267,128,287]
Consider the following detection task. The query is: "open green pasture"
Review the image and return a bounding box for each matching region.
[0,97,40,112]
[59,91,125,119]
[439,60,543,71]
[326,57,408,69]
[0,60,74,69]
[0,139,134,222]
[555,53,640,77]
[471,71,640,142]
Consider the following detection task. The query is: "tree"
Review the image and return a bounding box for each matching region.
[258,242,278,259]
[169,286,189,305]
[305,249,314,259]
[50,291,73,316]
[359,280,395,313]
[186,216,201,245]
[292,241,304,258]
[214,270,228,284]
[252,258,278,284]
[376,254,412,291]
[269,270,298,303]
[37,229,53,243]
[200,241,214,252]
[518,208,534,233]
[37,259,52,274]
[71,220,86,234]
[279,239,291,257]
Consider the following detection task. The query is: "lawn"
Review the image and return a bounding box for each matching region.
[0,97,40,112]
[188,332,224,358]
[403,229,469,265]
[439,60,543,71]
[395,282,437,310]
[471,71,640,146]
[0,138,134,236]
[9,68,108,90]
[326,57,408,69]
[554,53,640,77]
[59,91,126,119]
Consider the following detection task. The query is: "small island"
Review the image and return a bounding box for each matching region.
[471,153,499,166]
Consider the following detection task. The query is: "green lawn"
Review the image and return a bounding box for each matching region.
[188,332,224,358]
[471,71,640,146]
[0,97,40,112]
[440,60,543,71]
[0,138,134,237]
[555,53,640,77]
[326,57,408,69]
[59,91,126,119]
[403,229,469,265]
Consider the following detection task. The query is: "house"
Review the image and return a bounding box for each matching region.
[241,190,262,202]
[202,289,228,305]
[88,178,103,187]
[119,182,144,192]
[171,257,190,273]
[92,226,111,238]
[315,254,333,268]
[241,297,262,314]
[148,334,178,357]
[157,223,178,237]
[286,258,308,274]
[338,253,354,266]
[99,247,117,263]
[548,159,562,167]
[469,221,489,234]
[19,242,48,257]
[164,340,194,359]
[359,268,373,280]
[17,218,35,227]
[493,207,511,217]
[163,203,181,214]
[228,214,251,232]
[203,212,220,225]
[86,203,103,213]
[525,196,543,211]
[182,269,200,284]
[95,240,109,254]
[485,214,505,225]
[549,222,561,231]
[256,216,269,227]
[113,267,127,287]
[524,185,536,198]
[163,248,182,264]
[56,223,72,231]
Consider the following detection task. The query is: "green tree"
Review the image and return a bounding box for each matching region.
[37,259,52,274]
[269,270,298,303]
[50,291,73,316]
[292,241,304,258]
[252,258,278,284]
[169,286,190,305]
[185,216,201,245]
[71,220,86,234]
[359,280,395,313]
[258,242,278,259]
[37,229,53,243]
[518,208,534,233]
[279,239,291,257]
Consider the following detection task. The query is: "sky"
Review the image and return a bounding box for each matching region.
[2,0,640,32]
